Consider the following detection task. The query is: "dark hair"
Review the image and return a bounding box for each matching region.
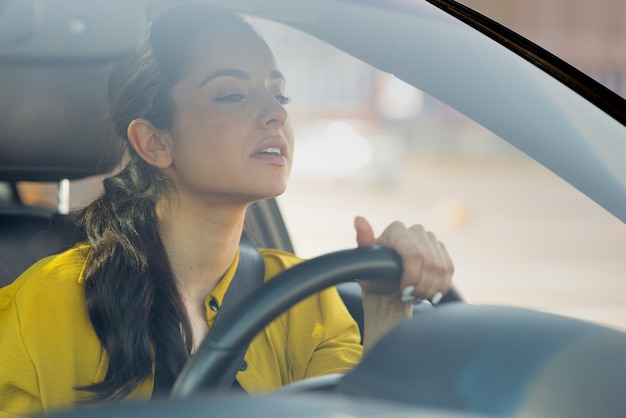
[76,4,260,402]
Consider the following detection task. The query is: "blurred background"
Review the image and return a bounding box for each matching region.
[17,0,626,330]
[261,0,626,331]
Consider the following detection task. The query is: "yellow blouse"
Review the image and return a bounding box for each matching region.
[0,244,362,417]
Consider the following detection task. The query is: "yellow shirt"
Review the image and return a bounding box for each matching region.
[0,244,362,417]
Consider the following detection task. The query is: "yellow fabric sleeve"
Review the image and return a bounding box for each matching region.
[0,245,152,417]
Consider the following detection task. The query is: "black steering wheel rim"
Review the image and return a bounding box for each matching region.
[170,246,403,398]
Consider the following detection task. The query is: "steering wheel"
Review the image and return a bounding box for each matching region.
[170,246,403,398]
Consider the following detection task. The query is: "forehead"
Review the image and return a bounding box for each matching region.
[186,27,280,79]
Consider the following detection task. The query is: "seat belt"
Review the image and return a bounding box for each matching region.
[154,237,265,396]
[211,237,265,389]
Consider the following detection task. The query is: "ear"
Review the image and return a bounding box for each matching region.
[127,118,174,169]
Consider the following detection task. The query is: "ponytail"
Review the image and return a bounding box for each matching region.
[76,159,192,401]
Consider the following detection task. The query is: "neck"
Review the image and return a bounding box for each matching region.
[156,195,248,303]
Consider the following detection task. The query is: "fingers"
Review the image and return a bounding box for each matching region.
[376,221,454,303]
[354,216,377,247]
[421,238,454,301]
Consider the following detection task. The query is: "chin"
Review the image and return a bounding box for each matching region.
[243,184,288,204]
[263,184,288,199]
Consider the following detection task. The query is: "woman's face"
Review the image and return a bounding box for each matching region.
[164,27,294,206]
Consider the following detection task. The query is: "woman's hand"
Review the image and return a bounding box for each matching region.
[354,216,454,305]
[355,216,454,350]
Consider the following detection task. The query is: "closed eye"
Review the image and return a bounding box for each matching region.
[275,95,291,105]
[216,93,245,103]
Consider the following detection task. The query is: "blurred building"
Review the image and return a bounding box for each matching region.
[460,0,626,96]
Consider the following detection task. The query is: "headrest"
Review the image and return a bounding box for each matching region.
[0,63,123,182]
[0,0,146,182]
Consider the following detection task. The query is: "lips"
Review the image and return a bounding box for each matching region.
[251,136,289,162]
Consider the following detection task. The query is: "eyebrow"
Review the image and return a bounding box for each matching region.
[198,69,286,89]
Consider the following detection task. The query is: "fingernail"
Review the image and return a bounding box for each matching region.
[402,286,415,297]
[401,294,416,303]
[431,292,443,305]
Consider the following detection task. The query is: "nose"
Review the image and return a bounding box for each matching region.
[257,94,288,129]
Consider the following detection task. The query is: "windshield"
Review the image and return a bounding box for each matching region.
[250,16,626,332]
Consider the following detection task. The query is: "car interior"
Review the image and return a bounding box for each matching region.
[0,59,118,286]
[0,28,374,336]
[1,1,625,417]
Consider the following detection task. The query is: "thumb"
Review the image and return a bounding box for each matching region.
[355,216,377,247]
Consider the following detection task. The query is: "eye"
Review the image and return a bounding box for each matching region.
[216,93,245,103]
[275,94,291,105]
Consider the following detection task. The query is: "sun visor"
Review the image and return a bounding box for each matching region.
[0,0,145,62]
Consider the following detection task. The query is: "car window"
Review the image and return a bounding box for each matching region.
[252,18,626,332]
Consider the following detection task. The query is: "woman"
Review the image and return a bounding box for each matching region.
[0,4,453,416]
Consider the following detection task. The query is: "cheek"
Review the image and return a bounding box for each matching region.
[184,125,249,176]
[175,115,231,157]
[283,121,295,151]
